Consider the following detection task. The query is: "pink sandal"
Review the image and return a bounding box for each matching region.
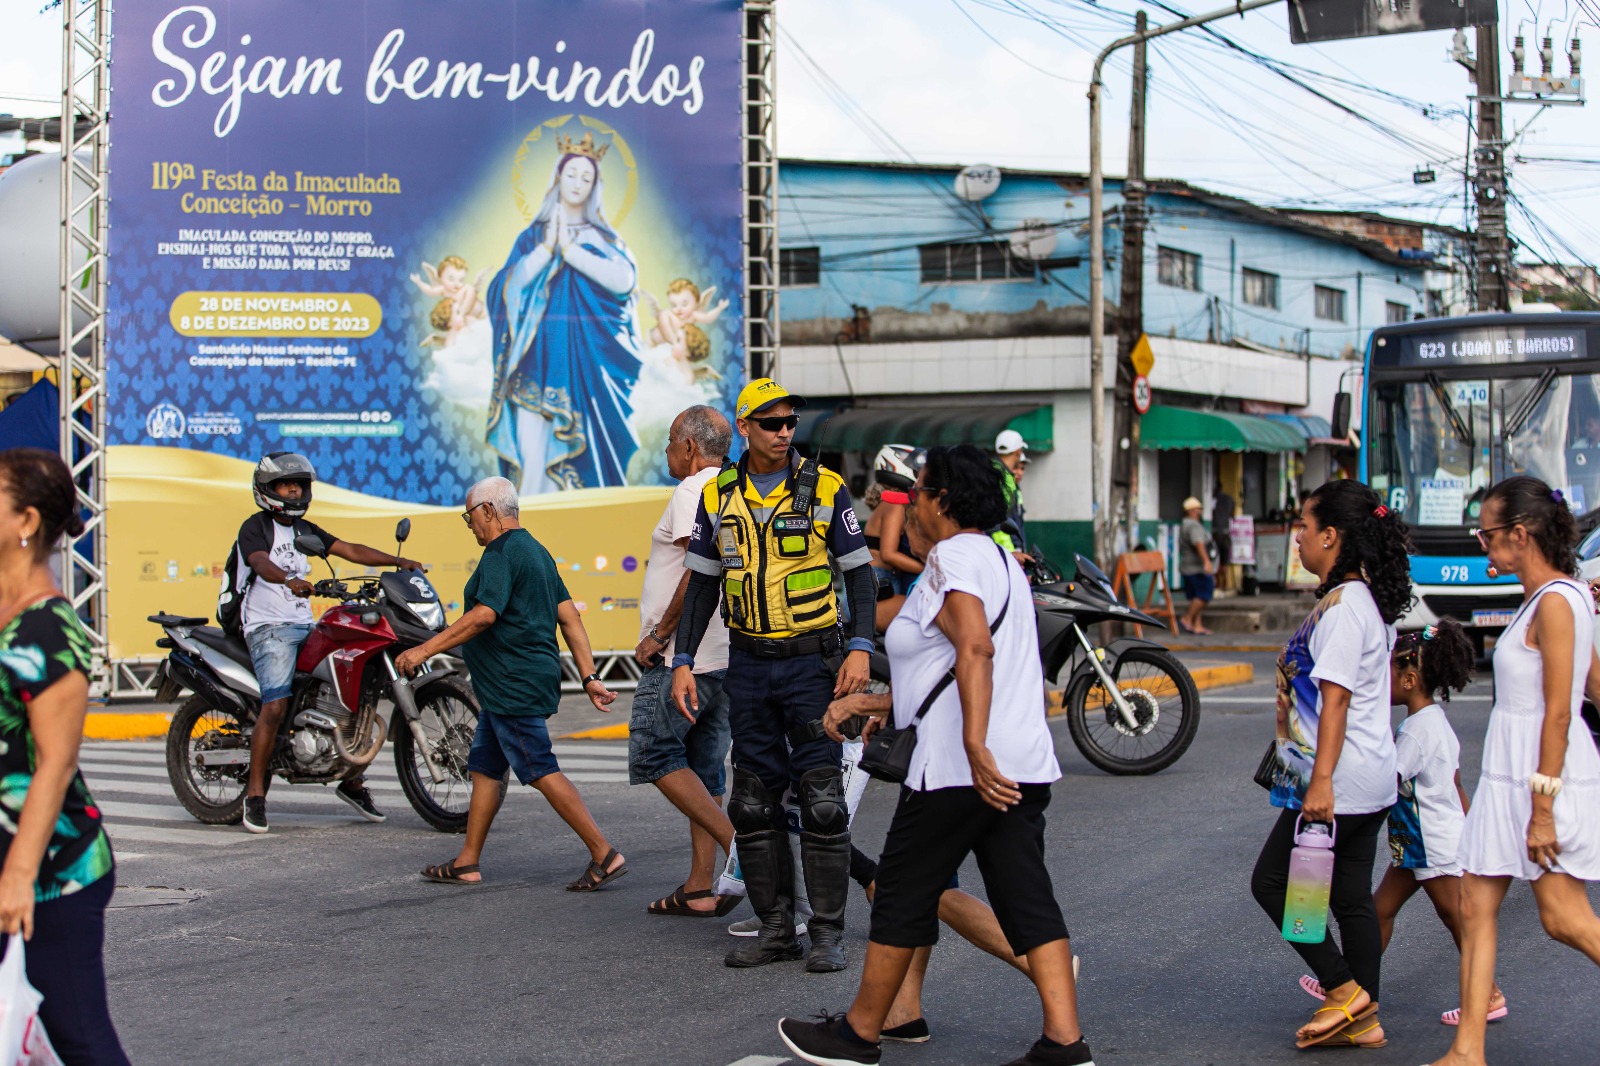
[1299,974,1325,1001]
[1441,1003,1508,1025]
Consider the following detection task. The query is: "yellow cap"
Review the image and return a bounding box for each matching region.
[736,377,806,420]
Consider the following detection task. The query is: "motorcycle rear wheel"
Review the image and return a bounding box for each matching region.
[392,677,506,833]
[165,695,249,824]
[1063,647,1201,775]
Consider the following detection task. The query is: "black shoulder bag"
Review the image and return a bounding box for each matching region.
[860,542,1013,784]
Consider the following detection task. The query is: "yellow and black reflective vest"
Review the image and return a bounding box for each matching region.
[701,456,846,639]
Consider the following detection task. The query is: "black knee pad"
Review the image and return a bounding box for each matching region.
[799,766,847,837]
[728,768,780,835]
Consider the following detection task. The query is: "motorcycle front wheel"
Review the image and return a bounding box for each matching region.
[392,677,507,832]
[1063,647,1201,775]
[165,695,249,824]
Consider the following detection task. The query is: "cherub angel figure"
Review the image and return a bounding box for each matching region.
[641,278,728,385]
[410,254,488,326]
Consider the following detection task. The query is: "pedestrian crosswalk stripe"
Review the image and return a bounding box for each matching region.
[79,739,633,849]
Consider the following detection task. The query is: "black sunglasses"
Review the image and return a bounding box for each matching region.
[461,500,491,525]
[752,415,800,432]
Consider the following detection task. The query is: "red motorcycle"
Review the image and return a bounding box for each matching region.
[150,520,499,832]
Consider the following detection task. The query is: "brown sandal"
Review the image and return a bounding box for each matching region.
[648,885,717,916]
[421,860,481,885]
[566,848,628,892]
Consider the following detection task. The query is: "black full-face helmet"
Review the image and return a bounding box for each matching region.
[253,451,316,519]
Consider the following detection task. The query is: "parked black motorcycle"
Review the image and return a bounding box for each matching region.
[869,551,1199,775]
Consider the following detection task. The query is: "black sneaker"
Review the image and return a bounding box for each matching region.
[881,1018,931,1043]
[777,1013,880,1066]
[242,796,268,834]
[336,780,386,823]
[1001,1036,1096,1066]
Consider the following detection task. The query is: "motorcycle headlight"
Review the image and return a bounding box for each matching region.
[411,601,446,629]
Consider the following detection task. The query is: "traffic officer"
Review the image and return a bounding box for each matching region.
[672,377,877,973]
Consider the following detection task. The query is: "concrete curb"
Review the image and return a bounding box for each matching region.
[84,713,172,741]
[559,661,1256,741]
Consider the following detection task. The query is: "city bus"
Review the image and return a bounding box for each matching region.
[1354,311,1600,647]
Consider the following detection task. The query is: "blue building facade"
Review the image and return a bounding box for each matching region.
[775,159,1429,560]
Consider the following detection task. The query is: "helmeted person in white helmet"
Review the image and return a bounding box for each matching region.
[868,444,925,599]
[992,430,1033,565]
[234,452,426,834]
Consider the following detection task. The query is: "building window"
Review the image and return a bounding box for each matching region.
[1385,300,1410,323]
[1315,284,1347,322]
[1157,246,1201,291]
[1241,268,1279,309]
[780,246,820,287]
[918,241,1027,283]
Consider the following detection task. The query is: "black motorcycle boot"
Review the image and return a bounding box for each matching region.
[801,831,852,973]
[724,830,804,967]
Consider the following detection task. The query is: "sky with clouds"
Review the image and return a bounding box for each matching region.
[2,1,1594,264]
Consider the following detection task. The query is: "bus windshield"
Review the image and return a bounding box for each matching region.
[1369,371,1600,526]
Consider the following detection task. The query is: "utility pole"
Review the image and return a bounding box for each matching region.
[1087,0,1281,566]
[1111,10,1149,556]
[1473,21,1510,311]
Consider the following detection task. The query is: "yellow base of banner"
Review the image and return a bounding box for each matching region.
[107,445,670,661]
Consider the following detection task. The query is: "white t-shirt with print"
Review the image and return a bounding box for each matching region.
[240,519,322,634]
[1308,581,1399,815]
[640,467,729,673]
[1394,704,1465,869]
[883,532,1059,791]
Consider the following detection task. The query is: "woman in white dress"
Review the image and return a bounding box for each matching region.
[1430,476,1600,1066]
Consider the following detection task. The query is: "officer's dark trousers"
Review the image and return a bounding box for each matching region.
[724,647,841,796]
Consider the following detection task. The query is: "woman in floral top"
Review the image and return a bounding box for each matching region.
[0,449,128,1064]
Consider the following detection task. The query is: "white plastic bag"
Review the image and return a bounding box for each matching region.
[0,935,63,1066]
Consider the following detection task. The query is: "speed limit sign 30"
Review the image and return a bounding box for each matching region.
[1132,375,1152,414]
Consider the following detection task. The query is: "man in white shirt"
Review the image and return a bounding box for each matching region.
[628,406,737,916]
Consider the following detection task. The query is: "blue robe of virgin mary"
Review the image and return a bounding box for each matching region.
[485,219,642,489]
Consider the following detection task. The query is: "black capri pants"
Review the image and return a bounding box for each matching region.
[31,870,131,1065]
[870,782,1068,955]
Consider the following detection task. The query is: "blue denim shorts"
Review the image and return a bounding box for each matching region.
[628,665,731,795]
[1182,572,1215,604]
[244,622,313,703]
[466,709,560,786]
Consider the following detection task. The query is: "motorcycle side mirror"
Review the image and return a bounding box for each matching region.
[294,534,328,558]
[395,518,411,546]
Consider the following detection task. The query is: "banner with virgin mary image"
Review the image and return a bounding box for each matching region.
[97,0,746,660]
[106,0,744,498]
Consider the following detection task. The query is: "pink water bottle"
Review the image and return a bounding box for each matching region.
[1282,816,1335,944]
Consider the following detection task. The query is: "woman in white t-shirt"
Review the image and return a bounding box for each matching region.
[779,445,1090,1066]
[1249,479,1411,1051]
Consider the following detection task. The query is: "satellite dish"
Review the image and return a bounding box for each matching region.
[954,164,1001,202]
[1009,218,1058,261]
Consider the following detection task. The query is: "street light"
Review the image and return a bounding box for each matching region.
[1087,0,1284,564]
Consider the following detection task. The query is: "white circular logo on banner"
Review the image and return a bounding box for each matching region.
[146,403,186,439]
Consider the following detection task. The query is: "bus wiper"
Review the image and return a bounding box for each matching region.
[1425,373,1474,447]
[1503,367,1558,440]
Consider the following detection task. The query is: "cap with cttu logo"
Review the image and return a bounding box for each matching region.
[736,377,807,420]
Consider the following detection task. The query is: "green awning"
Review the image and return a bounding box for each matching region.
[1139,405,1306,453]
[809,404,1053,454]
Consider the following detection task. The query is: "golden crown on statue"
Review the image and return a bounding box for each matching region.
[556,131,610,161]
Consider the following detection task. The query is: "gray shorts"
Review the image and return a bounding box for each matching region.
[628,664,731,795]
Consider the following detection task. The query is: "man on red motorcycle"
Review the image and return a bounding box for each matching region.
[236,452,423,834]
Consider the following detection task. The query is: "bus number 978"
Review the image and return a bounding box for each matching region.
[1438,565,1471,583]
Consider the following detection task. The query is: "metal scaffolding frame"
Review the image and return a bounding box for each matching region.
[92,3,781,699]
[743,1,779,381]
[59,0,111,695]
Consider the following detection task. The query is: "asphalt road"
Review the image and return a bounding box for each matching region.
[93,650,1599,1065]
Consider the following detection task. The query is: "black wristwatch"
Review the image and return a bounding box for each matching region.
[580,673,603,688]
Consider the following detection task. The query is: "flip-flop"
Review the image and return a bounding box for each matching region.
[1300,974,1327,1001]
[567,847,629,892]
[1441,1004,1508,1025]
[421,860,481,885]
[1295,987,1377,1049]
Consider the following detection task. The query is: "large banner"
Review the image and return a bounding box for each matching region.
[106,0,745,502]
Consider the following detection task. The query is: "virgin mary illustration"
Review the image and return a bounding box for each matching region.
[486,131,643,493]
